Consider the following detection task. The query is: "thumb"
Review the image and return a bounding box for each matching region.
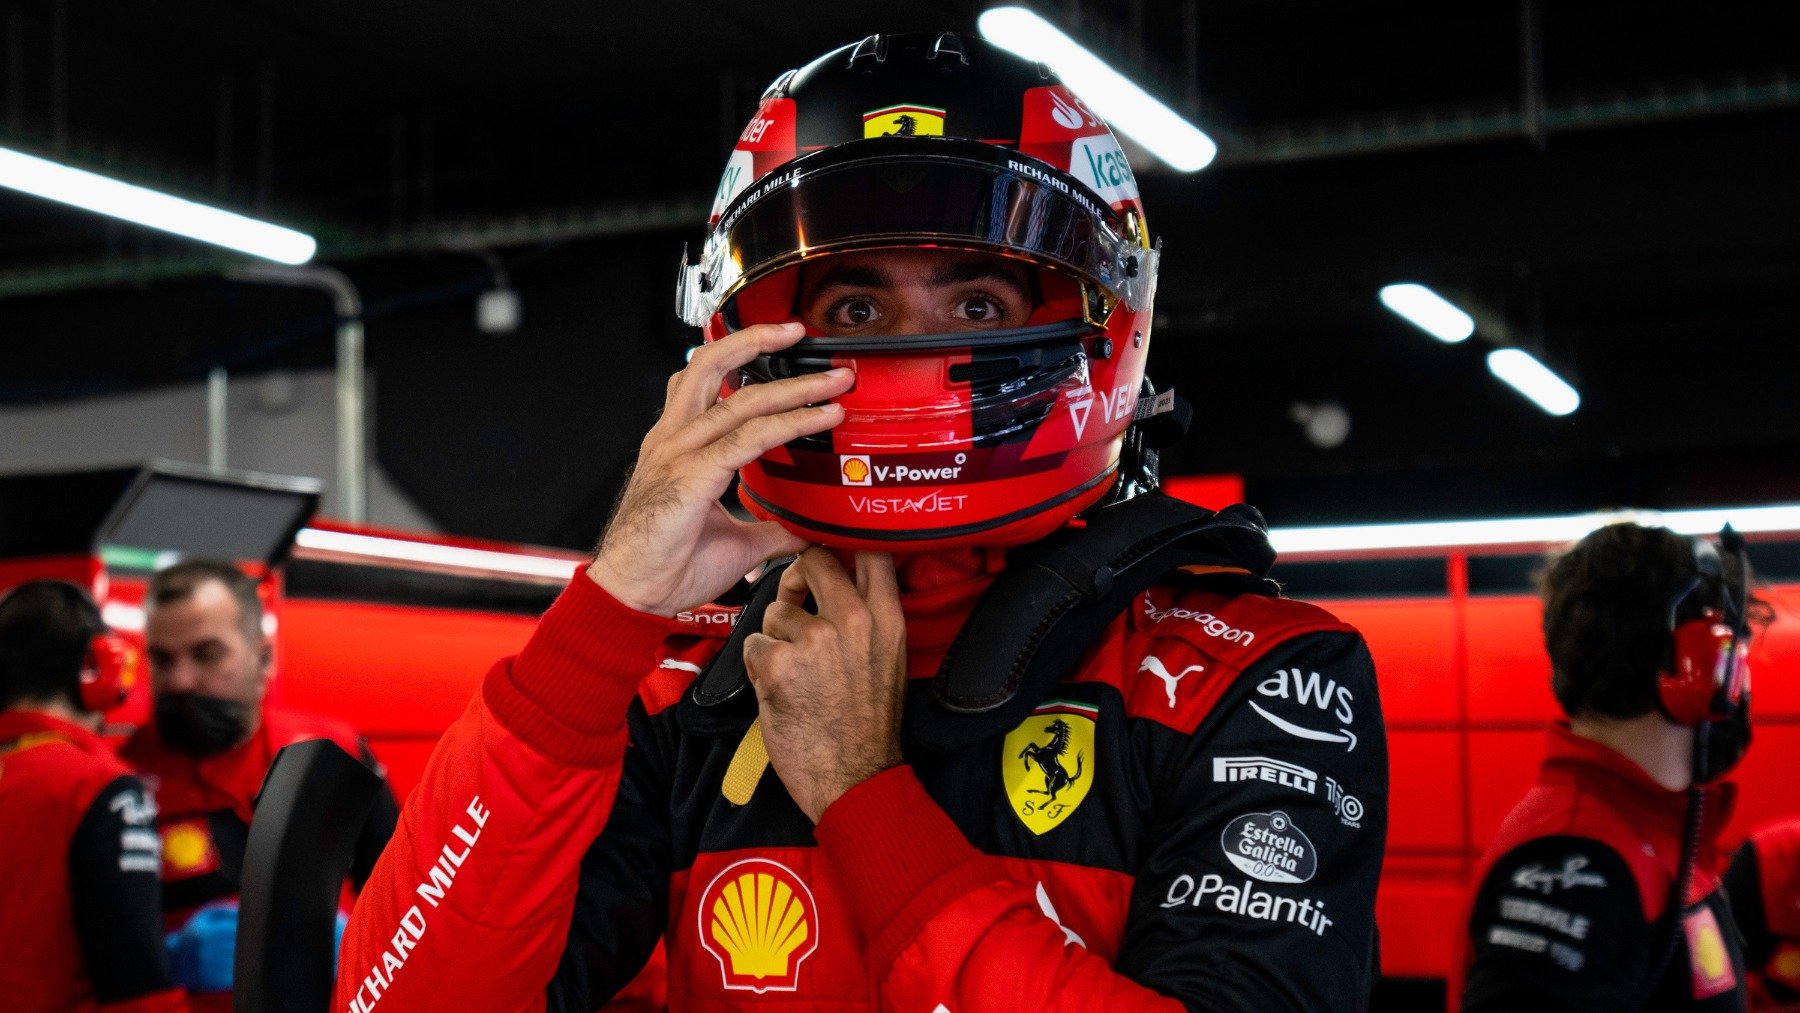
[741,519,810,567]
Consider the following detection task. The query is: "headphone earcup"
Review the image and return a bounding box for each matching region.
[1658,614,1730,725]
[79,634,137,713]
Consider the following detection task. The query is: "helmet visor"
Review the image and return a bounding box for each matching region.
[678,137,1156,327]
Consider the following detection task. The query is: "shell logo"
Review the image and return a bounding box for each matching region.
[697,858,819,993]
[1683,905,1738,998]
[839,455,872,486]
[160,819,218,878]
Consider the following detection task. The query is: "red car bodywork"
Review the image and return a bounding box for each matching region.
[6,495,1795,986]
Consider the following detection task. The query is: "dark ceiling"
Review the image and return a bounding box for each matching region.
[1,1,1797,543]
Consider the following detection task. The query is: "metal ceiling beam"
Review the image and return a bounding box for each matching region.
[0,198,707,299]
[0,71,1793,300]
[1218,70,1798,167]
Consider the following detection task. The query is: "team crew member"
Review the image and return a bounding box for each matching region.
[1724,818,1800,1007]
[338,33,1387,1011]
[121,560,398,1006]
[1454,522,1765,1010]
[0,581,187,1012]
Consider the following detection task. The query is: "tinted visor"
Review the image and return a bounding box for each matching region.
[679,137,1155,327]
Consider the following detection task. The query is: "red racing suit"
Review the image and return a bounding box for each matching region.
[1723,818,1800,1007]
[336,564,1388,1011]
[0,710,187,1012]
[1452,723,1748,1011]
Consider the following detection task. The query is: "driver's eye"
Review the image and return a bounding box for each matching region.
[832,298,878,327]
[961,297,996,321]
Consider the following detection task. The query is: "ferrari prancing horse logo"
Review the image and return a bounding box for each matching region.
[863,104,946,138]
[1003,700,1097,835]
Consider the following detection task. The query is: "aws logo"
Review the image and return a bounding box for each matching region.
[863,104,946,138]
[698,859,819,994]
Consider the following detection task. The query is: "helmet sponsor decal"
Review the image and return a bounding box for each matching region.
[849,492,969,515]
[1068,398,1092,439]
[697,858,820,994]
[837,453,968,487]
[709,98,796,226]
[1070,133,1140,205]
[709,149,756,224]
[1003,699,1097,835]
[1048,89,1100,132]
[1220,810,1318,884]
[863,104,946,138]
[839,455,872,486]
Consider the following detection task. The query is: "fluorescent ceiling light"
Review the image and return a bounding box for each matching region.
[0,144,316,264]
[1487,348,1580,416]
[1378,283,1474,343]
[978,6,1217,172]
[1270,504,1800,556]
[293,528,580,582]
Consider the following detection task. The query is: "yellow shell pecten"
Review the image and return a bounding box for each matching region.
[709,869,811,979]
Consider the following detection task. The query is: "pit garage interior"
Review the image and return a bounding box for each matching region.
[1,2,1798,1009]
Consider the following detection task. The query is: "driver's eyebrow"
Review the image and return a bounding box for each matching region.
[929,258,1027,290]
[807,264,891,292]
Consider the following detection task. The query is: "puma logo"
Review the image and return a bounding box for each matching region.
[1138,655,1205,709]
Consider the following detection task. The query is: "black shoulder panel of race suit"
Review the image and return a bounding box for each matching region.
[1463,836,1649,1011]
[1464,834,1750,1012]
[1115,627,1387,1011]
[68,774,178,1003]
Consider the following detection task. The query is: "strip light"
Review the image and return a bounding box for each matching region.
[1269,504,1800,556]
[1378,283,1474,343]
[978,7,1217,172]
[291,503,1800,580]
[0,144,316,264]
[1487,348,1580,416]
[293,528,580,582]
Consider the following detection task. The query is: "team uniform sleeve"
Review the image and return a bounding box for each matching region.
[1460,836,1652,1012]
[814,629,1387,1011]
[332,572,669,1013]
[1112,630,1386,1009]
[545,698,673,1012]
[68,775,190,1012]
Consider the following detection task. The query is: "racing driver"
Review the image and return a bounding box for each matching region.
[336,31,1388,1011]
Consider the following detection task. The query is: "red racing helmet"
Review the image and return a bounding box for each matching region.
[677,31,1161,552]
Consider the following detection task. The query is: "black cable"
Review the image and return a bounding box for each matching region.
[1645,769,1707,1000]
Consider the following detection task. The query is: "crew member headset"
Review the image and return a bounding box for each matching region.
[1649,526,1755,984]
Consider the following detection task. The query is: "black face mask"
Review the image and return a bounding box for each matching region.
[154,693,251,757]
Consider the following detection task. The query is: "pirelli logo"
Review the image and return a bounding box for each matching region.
[1212,756,1318,795]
